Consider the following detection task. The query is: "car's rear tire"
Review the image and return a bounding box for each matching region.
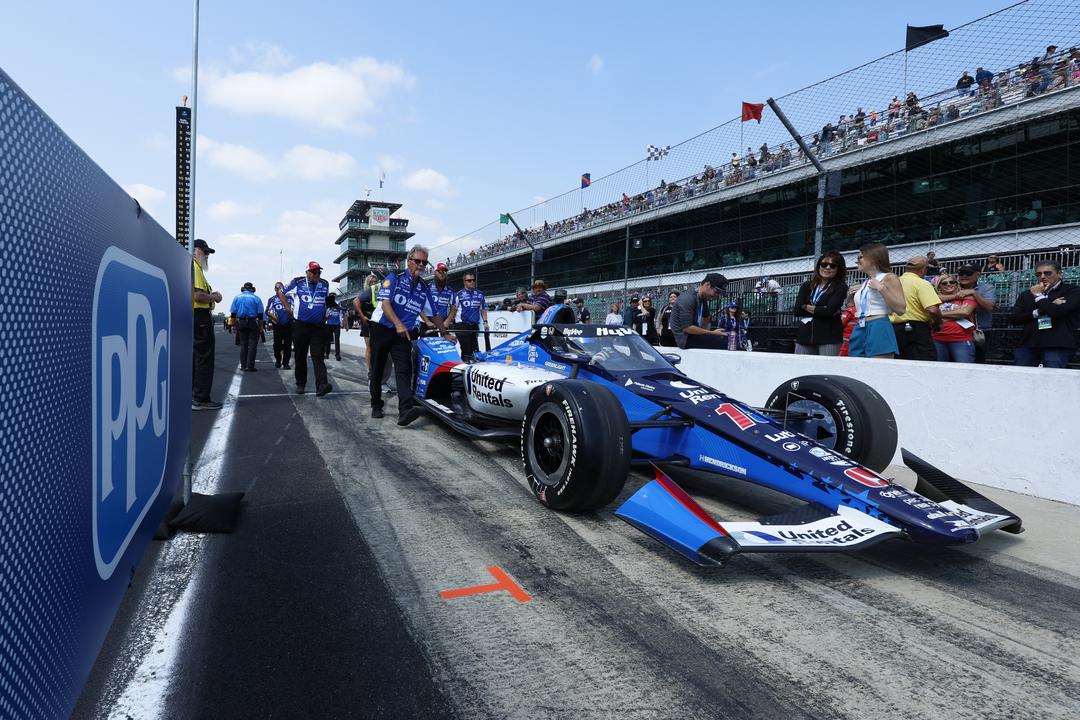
[521,380,630,511]
[764,375,897,472]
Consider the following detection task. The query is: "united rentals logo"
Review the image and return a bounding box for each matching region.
[92,248,171,580]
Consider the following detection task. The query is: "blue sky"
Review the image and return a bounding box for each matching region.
[3,0,1011,297]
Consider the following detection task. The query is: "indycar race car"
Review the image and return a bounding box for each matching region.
[409,319,1022,566]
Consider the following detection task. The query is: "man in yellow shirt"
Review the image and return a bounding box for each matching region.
[193,239,224,410]
[889,255,942,361]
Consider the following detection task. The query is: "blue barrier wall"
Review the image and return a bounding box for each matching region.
[0,69,193,718]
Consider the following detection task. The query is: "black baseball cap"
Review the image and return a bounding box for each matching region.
[553,288,568,300]
[573,297,584,305]
[957,264,979,276]
[704,272,728,289]
[242,281,255,291]
[194,238,215,254]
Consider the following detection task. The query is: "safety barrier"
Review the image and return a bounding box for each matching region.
[675,350,1080,506]
[0,69,192,718]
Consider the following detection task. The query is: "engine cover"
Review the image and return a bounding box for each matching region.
[463,363,562,420]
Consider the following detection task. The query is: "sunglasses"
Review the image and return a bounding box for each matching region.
[940,281,958,286]
[464,278,476,282]
[819,262,839,269]
[533,285,544,289]
[1036,270,1056,277]
[410,258,429,267]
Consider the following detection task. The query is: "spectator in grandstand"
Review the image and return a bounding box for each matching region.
[983,254,1005,273]
[515,287,529,307]
[634,296,659,345]
[975,66,994,88]
[670,273,729,350]
[925,251,941,277]
[847,243,906,359]
[956,70,976,96]
[940,264,996,362]
[573,297,591,324]
[604,303,622,326]
[888,96,901,120]
[1010,260,1080,368]
[794,251,849,356]
[819,121,834,155]
[889,255,943,361]
[658,291,679,347]
[932,274,977,363]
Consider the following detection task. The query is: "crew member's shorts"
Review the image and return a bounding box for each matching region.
[848,317,898,357]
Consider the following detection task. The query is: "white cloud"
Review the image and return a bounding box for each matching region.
[228,42,293,72]
[426,199,446,210]
[403,168,454,197]
[377,154,405,174]
[199,57,414,132]
[284,145,355,181]
[122,183,167,216]
[199,136,279,181]
[207,200,261,222]
[588,54,604,75]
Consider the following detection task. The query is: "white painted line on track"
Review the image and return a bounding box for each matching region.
[106,367,243,720]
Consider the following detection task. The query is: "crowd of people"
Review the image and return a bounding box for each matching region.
[192,238,1076,423]
[451,44,1080,271]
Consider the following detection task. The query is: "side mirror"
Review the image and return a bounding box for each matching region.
[662,353,682,366]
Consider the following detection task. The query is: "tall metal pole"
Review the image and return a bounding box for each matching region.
[623,226,630,308]
[182,0,201,506]
[767,97,827,262]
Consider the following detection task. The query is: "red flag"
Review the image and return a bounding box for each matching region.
[741,101,765,123]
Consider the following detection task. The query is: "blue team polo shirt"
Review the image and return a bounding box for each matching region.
[455,287,487,324]
[429,283,456,320]
[326,306,341,326]
[283,276,329,324]
[266,295,291,325]
[230,290,264,319]
[376,271,436,330]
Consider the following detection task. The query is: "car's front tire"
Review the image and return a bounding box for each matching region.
[764,375,898,472]
[520,380,630,511]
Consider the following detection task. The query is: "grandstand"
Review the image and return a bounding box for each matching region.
[439,0,1080,365]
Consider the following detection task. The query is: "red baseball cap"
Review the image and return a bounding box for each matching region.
[308,261,323,271]
[435,262,448,271]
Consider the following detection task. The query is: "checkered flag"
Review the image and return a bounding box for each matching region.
[646,144,670,161]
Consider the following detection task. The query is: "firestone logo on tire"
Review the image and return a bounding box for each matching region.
[92,247,171,580]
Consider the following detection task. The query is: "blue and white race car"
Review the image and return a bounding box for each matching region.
[410,315,1022,566]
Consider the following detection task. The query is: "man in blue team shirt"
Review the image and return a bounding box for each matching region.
[230,282,264,372]
[276,261,332,397]
[453,270,488,361]
[369,245,454,424]
[266,281,292,369]
[425,262,456,330]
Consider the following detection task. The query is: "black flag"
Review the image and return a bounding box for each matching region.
[905,24,949,52]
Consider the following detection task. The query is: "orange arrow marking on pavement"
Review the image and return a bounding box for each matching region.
[439,566,531,603]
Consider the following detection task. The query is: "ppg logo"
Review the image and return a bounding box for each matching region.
[92,248,171,579]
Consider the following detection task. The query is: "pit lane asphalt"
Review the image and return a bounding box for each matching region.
[79,328,1080,719]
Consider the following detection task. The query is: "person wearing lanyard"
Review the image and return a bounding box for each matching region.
[266,282,292,369]
[324,293,342,361]
[277,261,332,397]
[230,282,265,372]
[794,252,849,356]
[192,238,224,410]
[454,271,488,361]
[846,242,906,358]
[369,245,454,424]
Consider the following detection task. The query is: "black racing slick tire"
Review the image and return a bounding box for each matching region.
[764,375,897,473]
[520,380,630,511]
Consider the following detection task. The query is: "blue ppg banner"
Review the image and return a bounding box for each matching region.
[0,69,192,718]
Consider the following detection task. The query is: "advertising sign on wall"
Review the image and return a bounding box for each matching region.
[0,69,193,718]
